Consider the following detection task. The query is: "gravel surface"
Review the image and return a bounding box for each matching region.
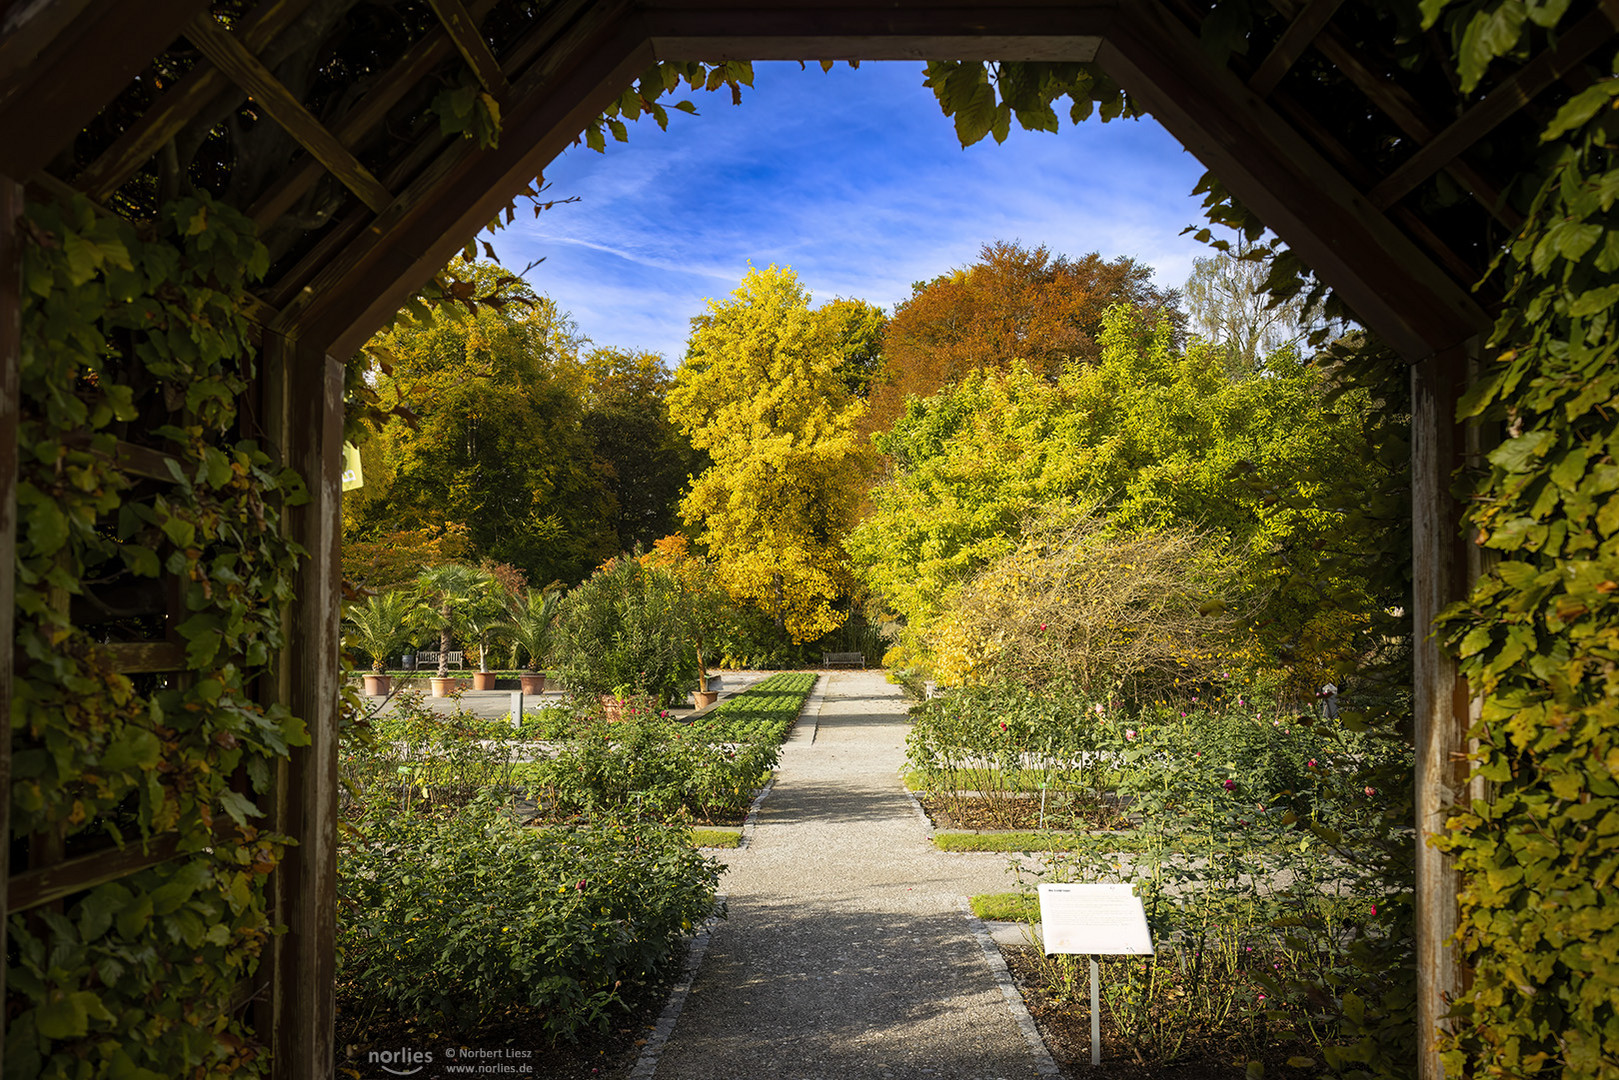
[649,671,1051,1080]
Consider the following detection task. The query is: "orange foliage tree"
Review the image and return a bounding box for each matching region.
[864,240,1180,434]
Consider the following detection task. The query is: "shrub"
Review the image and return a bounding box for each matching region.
[337,797,719,1039]
[551,556,695,706]
[525,694,778,822]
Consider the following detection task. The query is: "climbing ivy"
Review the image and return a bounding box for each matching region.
[1426,5,1619,1076]
[7,193,308,1078]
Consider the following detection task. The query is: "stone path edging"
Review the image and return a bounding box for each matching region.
[962,900,1062,1077]
[628,896,727,1080]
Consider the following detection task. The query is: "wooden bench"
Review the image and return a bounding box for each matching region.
[822,651,865,669]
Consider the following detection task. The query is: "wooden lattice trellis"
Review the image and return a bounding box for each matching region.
[2,1,1615,1076]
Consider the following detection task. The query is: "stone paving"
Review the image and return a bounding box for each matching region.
[645,671,1053,1080]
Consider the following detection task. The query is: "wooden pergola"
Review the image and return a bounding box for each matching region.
[2,1,1609,1076]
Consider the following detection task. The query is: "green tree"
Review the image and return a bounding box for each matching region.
[344,589,425,673]
[848,306,1394,688]
[551,556,694,706]
[573,347,702,552]
[668,265,875,643]
[505,585,562,673]
[345,260,615,585]
[415,563,492,677]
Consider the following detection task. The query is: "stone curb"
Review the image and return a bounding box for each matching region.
[738,674,823,850]
[961,900,1063,1077]
[628,896,726,1080]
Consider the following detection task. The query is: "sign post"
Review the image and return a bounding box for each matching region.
[1037,883,1154,1066]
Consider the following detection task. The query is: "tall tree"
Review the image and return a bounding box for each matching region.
[864,240,1180,434]
[1183,241,1317,374]
[344,261,616,585]
[668,265,874,643]
[573,347,701,552]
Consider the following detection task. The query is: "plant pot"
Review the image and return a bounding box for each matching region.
[693,690,718,709]
[363,674,392,696]
[519,674,547,695]
[430,677,455,697]
[472,671,498,690]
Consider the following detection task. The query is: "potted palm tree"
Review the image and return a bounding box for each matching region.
[507,585,561,694]
[344,589,422,695]
[416,563,481,697]
[461,574,508,690]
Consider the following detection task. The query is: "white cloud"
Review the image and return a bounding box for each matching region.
[490,61,1213,361]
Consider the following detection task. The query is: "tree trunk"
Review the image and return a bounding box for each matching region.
[438,604,451,678]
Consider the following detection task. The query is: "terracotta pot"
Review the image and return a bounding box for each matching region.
[519,674,547,695]
[693,690,719,709]
[430,677,455,697]
[363,674,392,696]
[472,671,498,690]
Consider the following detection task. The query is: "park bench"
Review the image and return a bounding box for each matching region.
[413,649,463,669]
[822,651,865,669]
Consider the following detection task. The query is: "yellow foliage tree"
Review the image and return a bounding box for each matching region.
[668,265,874,642]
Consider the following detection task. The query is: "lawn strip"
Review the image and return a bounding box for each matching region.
[970,891,1041,922]
[690,827,742,848]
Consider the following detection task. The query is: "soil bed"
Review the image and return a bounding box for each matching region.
[918,793,1128,831]
[335,966,677,1080]
[1000,945,1324,1079]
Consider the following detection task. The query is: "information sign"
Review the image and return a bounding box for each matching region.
[1038,883,1153,955]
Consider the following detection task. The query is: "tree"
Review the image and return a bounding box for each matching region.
[415,563,492,677]
[641,534,732,686]
[505,586,563,673]
[344,260,615,585]
[863,240,1180,434]
[848,306,1394,688]
[573,347,702,552]
[551,556,694,706]
[1182,241,1320,374]
[343,589,425,673]
[668,265,874,643]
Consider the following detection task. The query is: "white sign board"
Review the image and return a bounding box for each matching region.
[1038,883,1154,955]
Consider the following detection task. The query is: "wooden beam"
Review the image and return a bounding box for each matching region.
[0,0,210,178]
[638,0,1114,61]
[104,641,188,673]
[1370,3,1619,210]
[1288,14,1515,226]
[8,834,184,912]
[1248,0,1346,97]
[427,0,511,96]
[76,0,322,203]
[1098,0,1488,361]
[268,335,343,1080]
[1411,344,1474,1080]
[185,12,395,214]
[0,174,23,1072]
[247,0,503,231]
[280,2,653,354]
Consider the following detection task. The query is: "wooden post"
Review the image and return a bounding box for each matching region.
[0,176,24,1070]
[264,333,344,1080]
[1411,344,1474,1080]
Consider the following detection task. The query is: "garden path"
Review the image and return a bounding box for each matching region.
[643,670,1054,1080]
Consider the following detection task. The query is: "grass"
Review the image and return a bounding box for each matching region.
[933,830,1087,852]
[690,827,742,848]
[970,892,1041,922]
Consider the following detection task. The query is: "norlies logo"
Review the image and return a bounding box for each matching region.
[368,1047,434,1076]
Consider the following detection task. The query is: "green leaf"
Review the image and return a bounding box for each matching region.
[1543,80,1619,142]
[99,729,160,772]
[1459,1,1527,93]
[1488,430,1555,473]
[34,995,88,1040]
[218,789,263,826]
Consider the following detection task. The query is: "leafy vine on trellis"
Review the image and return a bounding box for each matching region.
[8,192,308,1079]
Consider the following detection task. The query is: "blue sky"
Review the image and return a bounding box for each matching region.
[489,61,1214,363]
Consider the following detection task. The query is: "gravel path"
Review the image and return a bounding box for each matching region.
[647,671,1050,1080]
